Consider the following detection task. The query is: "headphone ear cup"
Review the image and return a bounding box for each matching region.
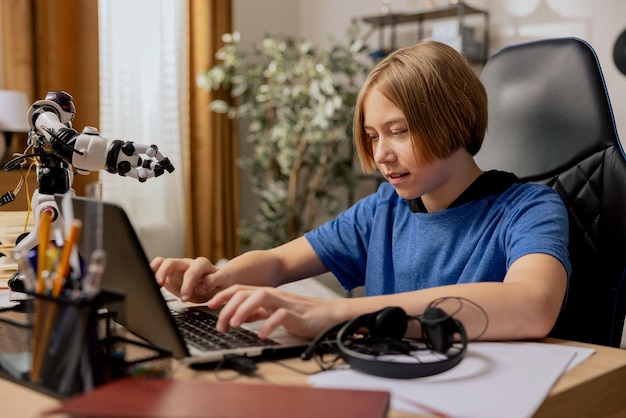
[369,306,408,339]
[422,307,457,353]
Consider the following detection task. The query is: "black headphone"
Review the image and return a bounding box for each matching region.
[302,305,467,379]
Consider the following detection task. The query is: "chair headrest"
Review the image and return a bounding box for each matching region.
[475,37,622,181]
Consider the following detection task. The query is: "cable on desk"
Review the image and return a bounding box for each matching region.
[213,354,261,381]
[268,355,343,377]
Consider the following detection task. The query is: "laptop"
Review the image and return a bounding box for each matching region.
[63,195,310,365]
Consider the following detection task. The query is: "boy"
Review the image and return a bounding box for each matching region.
[152,40,570,342]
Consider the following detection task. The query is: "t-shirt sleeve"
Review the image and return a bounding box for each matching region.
[504,185,572,277]
[304,191,380,292]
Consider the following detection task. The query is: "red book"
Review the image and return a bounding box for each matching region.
[45,378,390,418]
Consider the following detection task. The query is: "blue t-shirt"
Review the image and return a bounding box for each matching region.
[305,181,571,295]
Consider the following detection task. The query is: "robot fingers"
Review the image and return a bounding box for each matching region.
[115,165,150,182]
[156,157,175,173]
[116,163,167,183]
[111,140,175,183]
[141,145,175,173]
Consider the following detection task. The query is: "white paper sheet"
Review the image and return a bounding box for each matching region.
[309,341,594,418]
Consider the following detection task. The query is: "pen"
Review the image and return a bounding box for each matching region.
[82,249,106,298]
[52,219,82,297]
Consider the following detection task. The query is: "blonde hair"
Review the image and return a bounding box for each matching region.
[354,41,488,172]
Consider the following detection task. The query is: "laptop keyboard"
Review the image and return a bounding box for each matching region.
[171,308,279,351]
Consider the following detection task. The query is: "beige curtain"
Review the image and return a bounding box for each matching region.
[0,0,99,195]
[187,0,239,260]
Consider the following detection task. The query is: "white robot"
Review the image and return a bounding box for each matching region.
[5,90,174,252]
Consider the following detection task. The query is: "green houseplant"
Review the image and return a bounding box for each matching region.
[198,24,370,249]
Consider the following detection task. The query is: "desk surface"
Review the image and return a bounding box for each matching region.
[1,338,625,418]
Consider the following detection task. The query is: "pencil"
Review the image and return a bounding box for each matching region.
[36,210,53,293]
[32,209,54,382]
[52,219,82,297]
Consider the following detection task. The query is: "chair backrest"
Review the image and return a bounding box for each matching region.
[475,37,626,347]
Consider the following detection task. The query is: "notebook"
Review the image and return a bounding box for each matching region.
[63,195,310,365]
[47,377,390,418]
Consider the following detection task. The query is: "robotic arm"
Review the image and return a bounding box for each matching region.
[28,91,174,182]
[5,91,175,254]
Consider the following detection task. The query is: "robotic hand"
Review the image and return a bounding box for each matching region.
[28,91,175,183]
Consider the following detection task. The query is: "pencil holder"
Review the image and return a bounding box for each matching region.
[0,290,172,398]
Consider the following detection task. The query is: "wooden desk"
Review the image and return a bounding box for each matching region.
[533,339,626,418]
[0,338,625,418]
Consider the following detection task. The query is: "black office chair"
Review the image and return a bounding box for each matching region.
[475,37,626,347]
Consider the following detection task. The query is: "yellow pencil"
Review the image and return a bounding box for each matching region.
[32,209,54,383]
[52,219,83,297]
[36,210,54,293]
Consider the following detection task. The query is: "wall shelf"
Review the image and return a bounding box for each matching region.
[361,1,490,64]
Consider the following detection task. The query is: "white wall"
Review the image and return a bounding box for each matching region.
[234,0,299,49]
